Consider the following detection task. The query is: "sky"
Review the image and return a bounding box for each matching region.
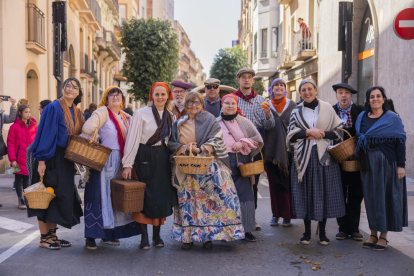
[174,0,241,78]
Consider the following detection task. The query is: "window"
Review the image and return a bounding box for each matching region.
[261,29,267,58]
[119,5,126,25]
[142,7,145,19]
[272,27,278,57]
[133,9,136,18]
[254,33,257,62]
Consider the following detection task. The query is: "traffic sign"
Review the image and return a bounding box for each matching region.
[394,8,414,40]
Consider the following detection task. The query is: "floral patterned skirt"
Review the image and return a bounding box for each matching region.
[172,159,245,243]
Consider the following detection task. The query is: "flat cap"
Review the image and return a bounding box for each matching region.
[204,78,221,86]
[332,83,358,94]
[172,80,192,90]
[237,68,255,78]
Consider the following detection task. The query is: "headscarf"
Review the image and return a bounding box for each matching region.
[99,86,125,110]
[149,82,173,102]
[268,78,287,98]
[221,94,246,117]
[298,78,317,92]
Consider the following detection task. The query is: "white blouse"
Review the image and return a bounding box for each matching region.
[303,104,319,145]
[122,106,173,168]
[98,114,127,150]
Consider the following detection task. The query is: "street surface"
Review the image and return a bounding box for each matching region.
[0,173,414,276]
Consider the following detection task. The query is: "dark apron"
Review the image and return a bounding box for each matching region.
[228,152,254,202]
[134,143,177,218]
[27,147,83,229]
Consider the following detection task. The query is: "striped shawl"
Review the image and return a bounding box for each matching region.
[169,109,229,167]
[286,100,343,182]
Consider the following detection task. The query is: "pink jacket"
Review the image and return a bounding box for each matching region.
[7,117,38,175]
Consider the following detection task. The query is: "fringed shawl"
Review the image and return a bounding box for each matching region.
[355,111,406,152]
[286,100,343,182]
[170,110,229,167]
[58,98,84,135]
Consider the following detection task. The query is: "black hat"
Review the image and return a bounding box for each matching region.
[332,83,358,94]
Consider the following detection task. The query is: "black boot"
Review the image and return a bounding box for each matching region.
[318,219,330,245]
[152,225,164,248]
[139,223,150,250]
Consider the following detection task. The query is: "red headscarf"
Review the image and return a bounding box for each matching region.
[149,82,174,101]
[221,94,246,117]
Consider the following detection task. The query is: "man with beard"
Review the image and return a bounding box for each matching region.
[332,83,364,242]
[172,80,192,119]
[235,68,275,231]
[203,78,221,118]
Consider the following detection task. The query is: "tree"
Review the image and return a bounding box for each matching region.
[252,79,266,96]
[210,46,247,89]
[120,18,179,102]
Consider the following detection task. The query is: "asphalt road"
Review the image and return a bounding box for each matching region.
[0,174,413,276]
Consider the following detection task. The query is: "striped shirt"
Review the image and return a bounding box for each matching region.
[236,94,275,130]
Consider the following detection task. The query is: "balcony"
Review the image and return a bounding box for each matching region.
[181,53,190,64]
[79,0,101,32]
[26,3,46,54]
[80,52,89,78]
[291,27,318,62]
[69,0,89,10]
[96,28,121,61]
[276,44,295,70]
[112,0,119,14]
[278,0,291,5]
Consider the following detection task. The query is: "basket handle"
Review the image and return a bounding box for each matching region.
[336,128,353,138]
[188,142,194,157]
[36,176,45,190]
[254,140,264,161]
[89,129,99,144]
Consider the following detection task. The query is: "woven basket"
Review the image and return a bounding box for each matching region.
[327,128,358,162]
[237,143,265,178]
[23,177,56,209]
[111,178,146,213]
[64,129,112,171]
[174,143,213,175]
[342,160,360,172]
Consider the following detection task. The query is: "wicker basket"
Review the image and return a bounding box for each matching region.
[174,143,213,175]
[64,129,112,171]
[342,160,360,172]
[111,178,146,213]
[236,144,265,178]
[327,128,358,162]
[23,177,56,209]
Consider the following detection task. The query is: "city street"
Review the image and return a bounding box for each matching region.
[1,174,414,276]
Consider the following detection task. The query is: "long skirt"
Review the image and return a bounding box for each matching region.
[84,150,141,240]
[132,144,177,223]
[265,162,294,220]
[172,158,245,243]
[360,149,408,233]
[229,153,255,233]
[27,147,83,229]
[291,146,345,221]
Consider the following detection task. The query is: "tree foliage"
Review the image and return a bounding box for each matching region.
[120,18,179,102]
[209,46,247,89]
[252,79,266,95]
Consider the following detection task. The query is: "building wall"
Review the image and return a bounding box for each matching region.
[147,0,174,22]
[317,0,414,176]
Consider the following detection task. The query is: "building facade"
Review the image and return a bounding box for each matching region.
[146,0,174,22]
[0,0,120,172]
[317,0,414,176]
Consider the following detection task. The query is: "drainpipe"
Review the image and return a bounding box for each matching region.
[47,0,52,100]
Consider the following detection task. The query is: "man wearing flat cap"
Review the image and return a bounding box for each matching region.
[172,80,192,119]
[332,83,364,242]
[235,68,275,231]
[203,78,222,118]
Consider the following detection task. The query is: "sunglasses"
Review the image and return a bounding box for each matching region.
[206,85,219,90]
[187,101,201,106]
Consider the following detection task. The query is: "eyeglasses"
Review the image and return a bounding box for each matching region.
[108,93,122,99]
[65,84,79,91]
[173,90,187,95]
[187,101,201,106]
[206,85,219,90]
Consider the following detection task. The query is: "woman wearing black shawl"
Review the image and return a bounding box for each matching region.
[122,82,178,250]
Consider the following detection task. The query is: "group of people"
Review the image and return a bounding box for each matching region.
[3,66,406,253]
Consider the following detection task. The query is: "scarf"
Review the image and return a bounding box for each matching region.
[221,94,246,117]
[235,89,257,104]
[146,104,172,146]
[99,86,125,109]
[107,106,129,157]
[174,104,187,118]
[337,102,353,128]
[206,98,221,105]
[355,111,406,153]
[271,97,287,113]
[58,97,84,135]
[221,113,237,121]
[286,100,343,182]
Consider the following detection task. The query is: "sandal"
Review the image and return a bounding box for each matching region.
[48,228,72,247]
[374,237,388,251]
[39,234,61,250]
[362,235,378,248]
